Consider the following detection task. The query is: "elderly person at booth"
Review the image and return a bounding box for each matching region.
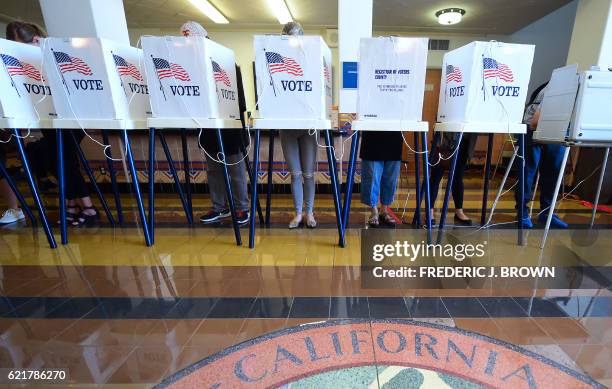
[180,22,251,225]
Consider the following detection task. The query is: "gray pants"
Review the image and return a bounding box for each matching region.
[280,130,317,214]
[206,152,249,212]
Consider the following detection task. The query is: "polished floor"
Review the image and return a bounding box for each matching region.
[0,176,610,388]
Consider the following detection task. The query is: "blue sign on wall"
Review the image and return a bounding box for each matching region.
[342,61,358,89]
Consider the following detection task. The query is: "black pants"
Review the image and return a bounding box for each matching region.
[41,130,89,201]
[429,134,472,210]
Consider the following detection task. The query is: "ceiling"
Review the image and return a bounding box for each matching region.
[1,0,573,35]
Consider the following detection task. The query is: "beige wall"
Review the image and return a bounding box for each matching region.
[128,27,509,112]
[567,0,612,70]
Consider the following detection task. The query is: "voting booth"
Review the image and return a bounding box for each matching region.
[0,38,55,125]
[533,65,612,248]
[535,65,612,144]
[249,35,338,249]
[353,37,428,131]
[436,41,535,133]
[41,37,150,123]
[142,35,244,248]
[254,35,332,122]
[141,36,240,121]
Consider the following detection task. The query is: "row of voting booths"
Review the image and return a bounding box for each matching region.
[2,31,607,250]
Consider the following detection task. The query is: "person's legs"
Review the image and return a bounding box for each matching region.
[298,131,317,226]
[360,159,383,225]
[62,133,96,225]
[0,141,25,224]
[537,143,568,228]
[0,179,18,209]
[515,132,542,225]
[379,161,400,226]
[428,162,445,221]
[225,153,250,219]
[205,154,231,213]
[280,131,305,227]
[452,135,471,222]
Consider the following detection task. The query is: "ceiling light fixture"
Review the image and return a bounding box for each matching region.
[435,8,466,25]
[186,0,229,24]
[266,0,293,25]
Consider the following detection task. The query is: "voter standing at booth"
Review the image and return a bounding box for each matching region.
[428,133,477,226]
[181,22,250,226]
[514,83,568,229]
[0,21,47,225]
[278,22,318,229]
[6,21,99,227]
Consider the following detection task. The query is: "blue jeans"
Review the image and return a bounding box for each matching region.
[360,160,400,207]
[515,131,566,214]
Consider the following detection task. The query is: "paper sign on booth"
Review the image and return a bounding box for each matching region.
[0,38,55,120]
[357,37,428,121]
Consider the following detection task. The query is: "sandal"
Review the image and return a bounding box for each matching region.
[367,214,379,228]
[71,206,99,227]
[305,213,317,229]
[57,207,81,225]
[379,213,397,228]
[288,215,303,229]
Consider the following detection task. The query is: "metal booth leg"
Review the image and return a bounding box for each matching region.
[180,129,193,221]
[123,130,152,247]
[70,132,115,226]
[158,131,193,225]
[13,129,56,249]
[324,129,345,248]
[481,133,494,226]
[540,145,570,249]
[590,147,609,227]
[421,131,433,244]
[342,131,360,233]
[215,129,242,246]
[437,133,463,243]
[242,144,264,226]
[518,133,525,246]
[102,130,123,225]
[413,131,440,224]
[265,130,275,226]
[149,128,156,244]
[57,129,67,245]
[249,129,261,248]
[413,132,421,226]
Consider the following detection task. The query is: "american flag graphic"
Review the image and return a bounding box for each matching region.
[445,64,462,83]
[323,57,331,84]
[265,51,303,76]
[113,54,143,81]
[53,51,93,76]
[152,57,190,81]
[1,54,42,81]
[483,57,514,82]
[211,60,231,87]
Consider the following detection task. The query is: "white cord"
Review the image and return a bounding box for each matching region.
[171,36,252,166]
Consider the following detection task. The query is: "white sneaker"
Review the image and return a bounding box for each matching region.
[0,209,25,224]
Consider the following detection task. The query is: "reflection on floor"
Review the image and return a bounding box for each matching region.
[0,182,610,387]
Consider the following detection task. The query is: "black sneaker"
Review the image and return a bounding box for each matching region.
[200,209,231,223]
[236,210,250,225]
